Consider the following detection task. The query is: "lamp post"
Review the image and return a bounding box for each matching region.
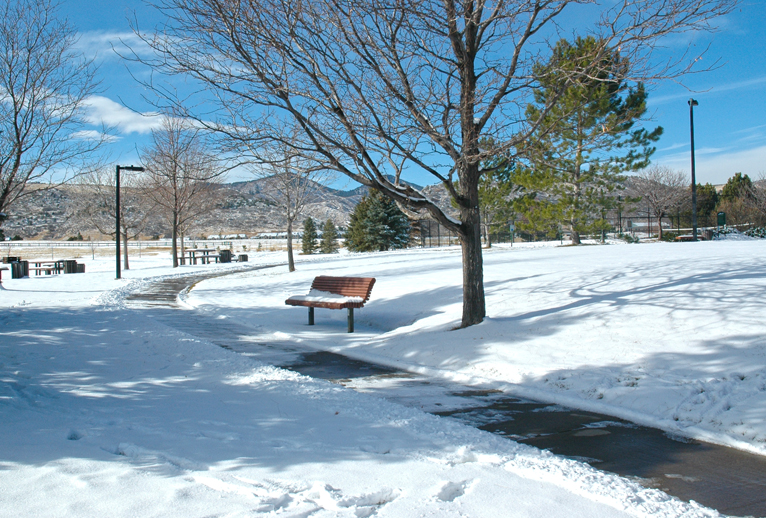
[689,98,699,241]
[115,165,145,279]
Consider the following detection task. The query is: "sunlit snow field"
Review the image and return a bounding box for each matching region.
[2,238,763,517]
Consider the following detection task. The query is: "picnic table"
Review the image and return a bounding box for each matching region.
[185,249,220,265]
[30,260,65,275]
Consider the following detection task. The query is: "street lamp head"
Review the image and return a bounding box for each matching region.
[688,98,699,107]
[118,165,145,172]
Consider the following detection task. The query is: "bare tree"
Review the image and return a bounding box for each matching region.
[744,176,766,227]
[253,140,333,272]
[628,165,687,240]
[0,0,105,227]
[140,117,224,267]
[134,0,734,327]
[74,168,154,270]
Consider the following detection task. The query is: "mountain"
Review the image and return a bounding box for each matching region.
[0,178,364,240]
[1,176,453,240]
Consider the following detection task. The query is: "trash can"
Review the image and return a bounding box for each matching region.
[237,254,248,262]
[76,263,85,273]
[11,260,28,279]
[219,249,232,263]
[64,260,78,274]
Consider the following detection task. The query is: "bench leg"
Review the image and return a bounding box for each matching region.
[308,307,314,325]
[347,307,354,333]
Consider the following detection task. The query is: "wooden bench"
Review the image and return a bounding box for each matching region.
[285,276,376,333]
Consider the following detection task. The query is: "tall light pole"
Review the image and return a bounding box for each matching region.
[115,165,145,279]
[689,98,699,241]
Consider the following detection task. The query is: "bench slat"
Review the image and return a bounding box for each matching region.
[309,276,375,303]
[285,276,376,333]
[286,276,375,309]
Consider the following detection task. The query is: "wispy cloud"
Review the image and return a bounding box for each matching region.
[656,145,766,184]
[70,130,120,143]
[732,124,766,135]
[650,76,766,105]
[658,142,688,152]
[84,96,163,134]
[74,31,153,62]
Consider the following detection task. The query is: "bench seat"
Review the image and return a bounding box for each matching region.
[286,276,375,332]
[29,266,56,275]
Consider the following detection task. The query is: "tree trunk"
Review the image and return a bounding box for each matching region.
[122,231,130,270]
[457,204,486,328]
[571,228,581,245]
[657,214,663,240]
[486,225,492,248]
[171,211,179,268]
[286,218,295,272]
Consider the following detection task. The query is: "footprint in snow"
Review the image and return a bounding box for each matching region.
[67,429,84,441]
[436,480,471,502]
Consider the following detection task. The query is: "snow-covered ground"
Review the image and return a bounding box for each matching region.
[2,240,761,517]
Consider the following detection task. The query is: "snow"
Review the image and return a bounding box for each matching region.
[288,289,365,304]
[3,240,763,516]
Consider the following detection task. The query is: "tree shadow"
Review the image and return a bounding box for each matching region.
[0,307,438,476]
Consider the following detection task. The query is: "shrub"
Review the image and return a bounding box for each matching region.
[745,227,766,238]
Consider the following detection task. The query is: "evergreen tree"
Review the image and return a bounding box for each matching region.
[717,174,755,226]
[346,190,411,252]
[301,217,317,254]
[720,173,753,201]
[696,183,720,226]
[345,194,371,251]
[320,219,339,253]
[464,139,520,248]
[515,36,662,244]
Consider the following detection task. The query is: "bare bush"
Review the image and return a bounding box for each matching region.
[628,165,687,239]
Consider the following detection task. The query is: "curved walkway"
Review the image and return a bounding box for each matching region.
[126,269,766,517]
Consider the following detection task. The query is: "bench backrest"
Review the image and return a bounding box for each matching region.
[310,276,376,304]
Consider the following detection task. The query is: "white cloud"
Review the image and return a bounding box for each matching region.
[83,96,163,134]
[650,76,766,105]
[657,142,687,153]
[74,31,153,62]
[70,130,119,142]
[656,145,766,184]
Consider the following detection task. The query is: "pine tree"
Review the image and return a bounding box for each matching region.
[695,183,720,227]
[345,194,371,251]
[516,36,662,244]
[346,190,410,252]
[476,142,518,247]
[720,173,753,201]
[301,217,317,254]
[320,219,339,253]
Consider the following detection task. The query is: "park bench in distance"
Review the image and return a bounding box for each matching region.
[285,276,376,333]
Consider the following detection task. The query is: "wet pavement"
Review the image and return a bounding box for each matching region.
[126,270,766,517]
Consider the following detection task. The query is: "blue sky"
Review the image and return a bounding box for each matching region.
[64,0,764,187]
